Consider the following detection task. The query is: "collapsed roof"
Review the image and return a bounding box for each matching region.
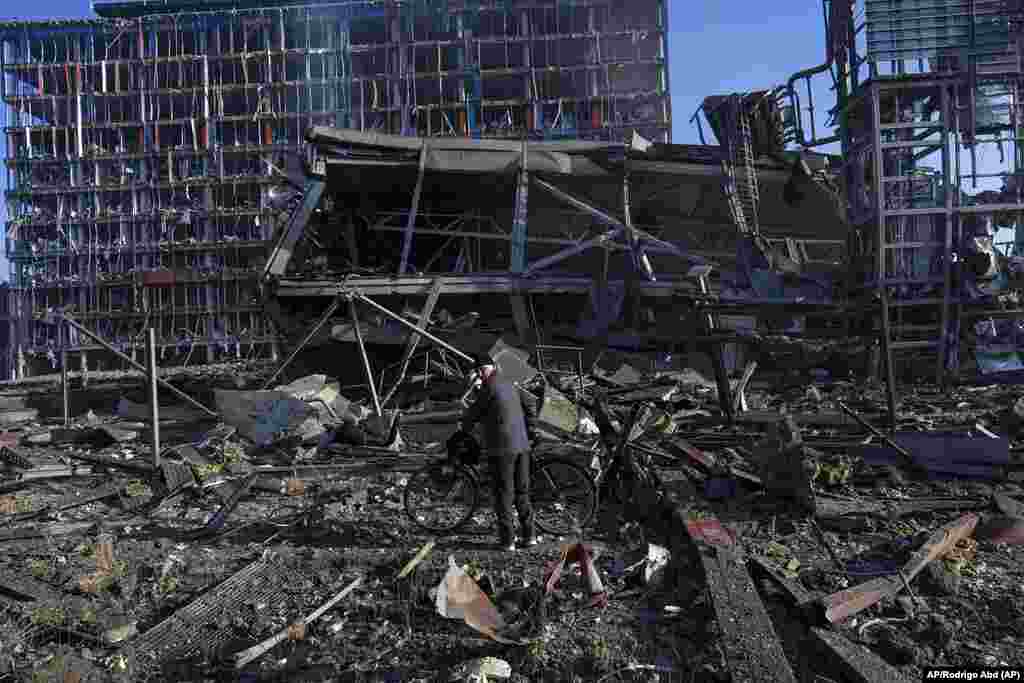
[304,127,845,258]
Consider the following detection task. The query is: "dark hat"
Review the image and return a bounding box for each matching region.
[470,352,495,369]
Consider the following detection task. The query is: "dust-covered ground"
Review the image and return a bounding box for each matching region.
[2,368,1024,683]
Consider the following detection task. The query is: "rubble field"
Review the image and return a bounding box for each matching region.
[2,359,1024,683]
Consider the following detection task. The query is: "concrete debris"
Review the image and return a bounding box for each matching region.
[752,416,818,509]
[274,374,354,422]
[681,513,798,683]
[811,628,915,683]
[214,389,324,446]
[3,345,1024,681]
[448,657,512,682]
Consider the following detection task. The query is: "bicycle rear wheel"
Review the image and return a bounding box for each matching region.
[404,462,480,534]
[531,458,597,536]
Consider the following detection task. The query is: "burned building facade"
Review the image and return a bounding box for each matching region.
[1,0,671,380]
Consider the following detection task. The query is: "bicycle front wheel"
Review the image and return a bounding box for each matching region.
[531,458,597,536]
[403,462,480,534]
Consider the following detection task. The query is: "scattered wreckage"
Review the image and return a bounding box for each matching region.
[0,325,1023,682]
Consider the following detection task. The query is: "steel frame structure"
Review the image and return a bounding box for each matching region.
[0,0,671,380]
[731,0,1024,415]
[841,2,1024,396]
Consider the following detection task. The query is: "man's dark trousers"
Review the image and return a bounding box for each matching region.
[490,450,533,545]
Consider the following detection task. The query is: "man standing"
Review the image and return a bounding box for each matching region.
[459,353,539,551]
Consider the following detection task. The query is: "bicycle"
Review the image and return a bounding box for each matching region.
[403,437,598,536]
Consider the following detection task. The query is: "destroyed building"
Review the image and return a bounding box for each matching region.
[2,0,1023,395]
[0,0,673,381]
[3,3,1024,682]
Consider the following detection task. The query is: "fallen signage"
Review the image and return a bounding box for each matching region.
[683,514,798,683]
[821,513,979,623]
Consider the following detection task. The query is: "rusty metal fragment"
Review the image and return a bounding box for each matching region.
[821,513,979,623]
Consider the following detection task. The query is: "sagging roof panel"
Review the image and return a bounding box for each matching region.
[306,127,821,179]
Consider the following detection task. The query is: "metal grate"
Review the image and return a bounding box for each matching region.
[160,462,197,492]
[127,553,313,670]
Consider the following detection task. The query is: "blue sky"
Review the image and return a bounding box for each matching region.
[0,0,838,281]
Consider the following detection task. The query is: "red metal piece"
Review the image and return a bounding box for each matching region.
[822,513,979,623]
[684,517,735,547]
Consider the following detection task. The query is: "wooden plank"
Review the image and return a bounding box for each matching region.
[822,513,979,623]
[683,515,798,683]
[810,628,915,683]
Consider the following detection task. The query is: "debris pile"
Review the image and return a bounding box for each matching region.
[1,348,1023,681]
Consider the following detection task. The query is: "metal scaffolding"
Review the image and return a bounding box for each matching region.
[774,0,1024,405]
